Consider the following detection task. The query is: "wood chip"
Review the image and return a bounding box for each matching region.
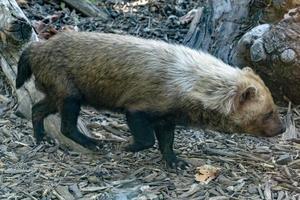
[55,186,75,200]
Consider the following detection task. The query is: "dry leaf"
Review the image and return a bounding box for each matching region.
[195,164,220,184]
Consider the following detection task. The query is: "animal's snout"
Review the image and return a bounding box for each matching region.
[278,124,286,135]
[268,122,286,136]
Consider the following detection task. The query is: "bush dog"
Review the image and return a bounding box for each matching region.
[16,32,285,169]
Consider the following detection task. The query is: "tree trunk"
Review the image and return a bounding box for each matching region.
[0,0,93,153]
[184,0,300,105]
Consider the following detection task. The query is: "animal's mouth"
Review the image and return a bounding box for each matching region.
[244,121,286,137]
[258,128,286,137]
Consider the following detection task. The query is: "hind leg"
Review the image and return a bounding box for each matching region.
[59,96,100,150]
[154,120,188,169]
[125,111,155,152]
[32,98,57,144]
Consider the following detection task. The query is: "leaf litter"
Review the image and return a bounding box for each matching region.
[1,0,300,199]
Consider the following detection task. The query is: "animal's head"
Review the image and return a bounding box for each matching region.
[190,66,285,137]
[228,67,285,137]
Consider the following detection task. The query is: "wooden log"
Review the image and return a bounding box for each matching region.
[0,0,94,153]
[62,0,108,19]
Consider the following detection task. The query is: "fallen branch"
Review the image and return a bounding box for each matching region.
[62,0,108,19]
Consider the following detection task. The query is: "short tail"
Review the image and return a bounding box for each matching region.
[16,46,32,88]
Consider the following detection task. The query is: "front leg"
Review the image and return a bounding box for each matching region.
[125,111,155,152]
[154,120,188,169]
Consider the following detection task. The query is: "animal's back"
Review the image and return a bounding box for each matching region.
[29,32,189,112]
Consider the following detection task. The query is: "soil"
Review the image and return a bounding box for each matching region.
[0,0,299,199]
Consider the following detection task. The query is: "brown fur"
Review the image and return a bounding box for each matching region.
[17,32,285,137]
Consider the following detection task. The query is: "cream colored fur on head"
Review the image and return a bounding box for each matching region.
[170,46,255,115]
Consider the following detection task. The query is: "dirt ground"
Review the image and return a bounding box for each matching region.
[0,0,300,199]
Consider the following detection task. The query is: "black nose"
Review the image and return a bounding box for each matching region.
[280,125,286,134]
[276,123,286,135]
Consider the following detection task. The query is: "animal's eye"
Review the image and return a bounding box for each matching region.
[264,111,273,120]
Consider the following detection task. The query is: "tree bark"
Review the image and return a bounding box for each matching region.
[184,0,260,62]
[184,0,300,105]
[0,0,93,153]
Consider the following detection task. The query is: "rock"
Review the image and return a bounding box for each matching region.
[250,38,267,62]
[241,24,271,46]
[280,49,296,63]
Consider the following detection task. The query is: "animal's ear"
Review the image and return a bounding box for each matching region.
[242,67,254,73]
[240,86,257,104]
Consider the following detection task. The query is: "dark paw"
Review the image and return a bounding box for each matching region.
[78,138,102,151]
[34,133,46,145]
[35,137,43,145]
[35,134,54,146]
[44,135,56,145]
[65,130,102,151]
[165,155,189,170]
[124,143,153,152]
